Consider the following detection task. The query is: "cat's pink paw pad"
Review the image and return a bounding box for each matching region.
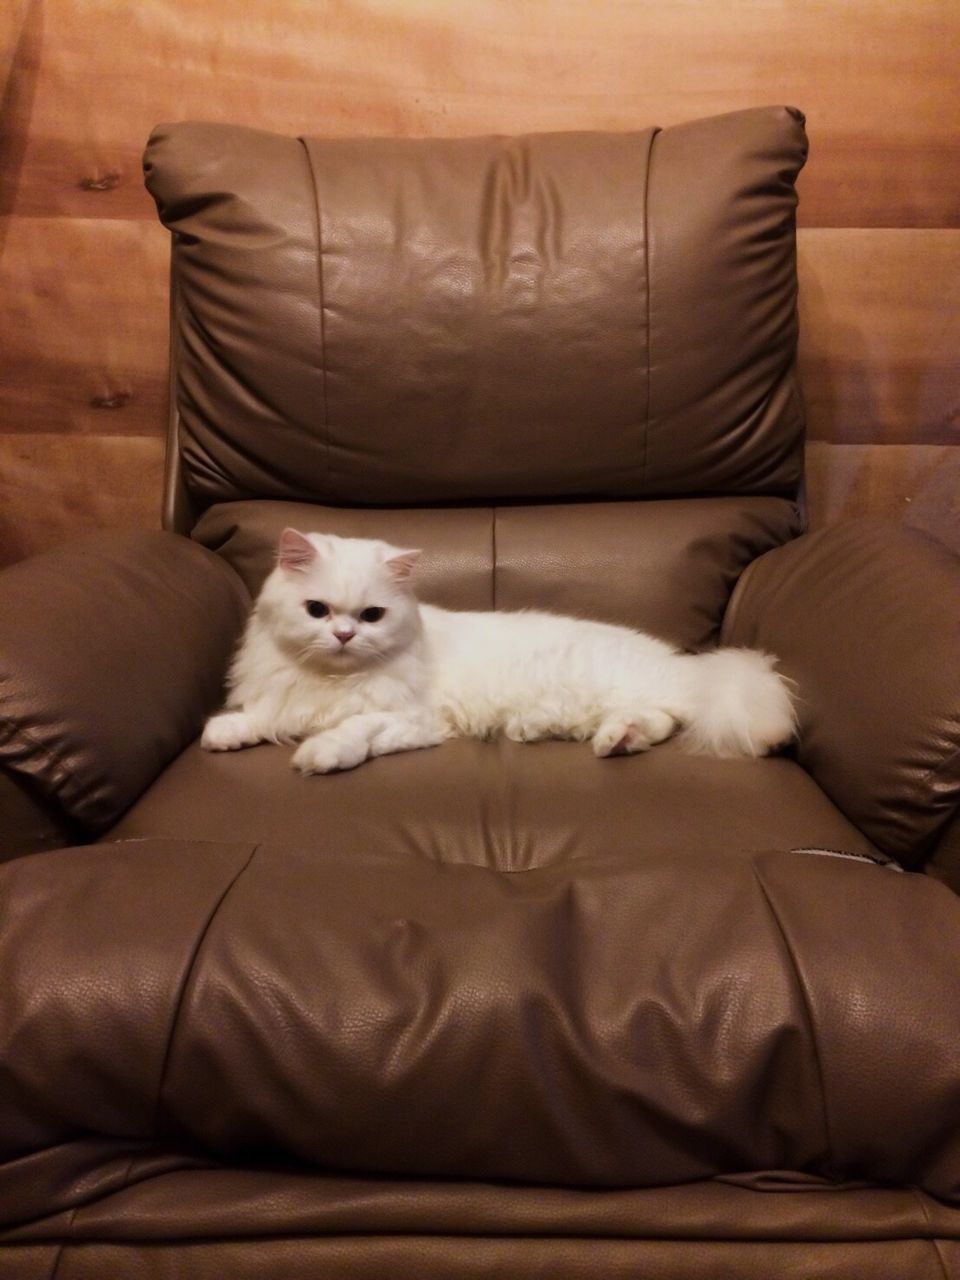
[592,710,675,758]
[593,721,646,757]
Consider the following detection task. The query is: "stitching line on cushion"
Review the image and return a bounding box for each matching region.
[299,138,333,496]
[751,863,836,1175]
[151,842,261,1137]
[641,127,659,493]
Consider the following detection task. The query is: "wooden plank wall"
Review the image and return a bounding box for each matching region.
[1,0,958,565]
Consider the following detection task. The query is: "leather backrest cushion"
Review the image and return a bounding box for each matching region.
[144,107,807,510]
[192,496,800,650]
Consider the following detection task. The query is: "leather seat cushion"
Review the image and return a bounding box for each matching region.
[108,738,873,866]
[2,836,959,1196]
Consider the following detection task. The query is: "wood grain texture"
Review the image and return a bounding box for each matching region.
[0,434,164,563]
[798,230,960,445]
[5,0,959,228]
[805,442,959,535]
[0,217,168,435]
[1,0,957,565]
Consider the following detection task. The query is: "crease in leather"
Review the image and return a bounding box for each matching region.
[47,1201,78,1280]
[913,1188,954,1280]
[641,127,660,493]
[299,136,333,498]
[181,432,233,504]
[190,402,309,505]
[717,549,756,645]
[178,316,244,501]
[914,743,960,796]
[0,714,95,828]
[491,508,498,611]
[181,287,323,504]
[152,843,261,1138]
[751,863,834,1176]
[17,1217,960,1248]
[196,320,292,431]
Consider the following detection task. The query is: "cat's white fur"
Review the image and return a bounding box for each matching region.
[202,529,796,773]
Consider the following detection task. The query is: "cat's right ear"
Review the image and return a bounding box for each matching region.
[277,528,317,573]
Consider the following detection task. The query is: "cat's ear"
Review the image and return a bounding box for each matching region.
[277,528,317,573]
[384,547,421,584]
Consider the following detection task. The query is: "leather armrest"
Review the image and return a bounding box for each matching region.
[0,531,249,838]
[722,520,960,865]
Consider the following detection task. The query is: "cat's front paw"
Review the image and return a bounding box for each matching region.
[292,733,368,775]
[201,711,262,752]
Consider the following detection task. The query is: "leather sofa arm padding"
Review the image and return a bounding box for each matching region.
[0,532,249,835]
[722,521,960,865]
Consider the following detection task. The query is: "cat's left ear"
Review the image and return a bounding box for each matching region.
[384,548,422,583]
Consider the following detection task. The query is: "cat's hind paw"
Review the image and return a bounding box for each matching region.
[592,709,676,758]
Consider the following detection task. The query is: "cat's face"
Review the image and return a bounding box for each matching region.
[258,529,422,673]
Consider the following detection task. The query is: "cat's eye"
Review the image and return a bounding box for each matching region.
[305,600,329,619]
[359,606,386,623]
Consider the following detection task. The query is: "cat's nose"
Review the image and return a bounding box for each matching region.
[333,625,356,645]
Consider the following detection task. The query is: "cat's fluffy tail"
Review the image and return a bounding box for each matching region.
[678,648,796,759]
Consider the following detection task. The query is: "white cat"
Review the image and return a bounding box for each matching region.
[202,529,796,774]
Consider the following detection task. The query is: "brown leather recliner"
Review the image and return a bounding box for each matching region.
[2,108,960,1277]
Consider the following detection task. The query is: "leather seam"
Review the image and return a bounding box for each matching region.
[152,842,261,1138]
[641,127,660,493]
[299,138,333,497]
[751,863,836,1175]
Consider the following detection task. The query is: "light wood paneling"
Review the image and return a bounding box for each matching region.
[0,433,164,563]
[1,0,957,565]
[6,0,959,228]
[0,217,168,435]
[805,443,959,539]
[798,230,960,445]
